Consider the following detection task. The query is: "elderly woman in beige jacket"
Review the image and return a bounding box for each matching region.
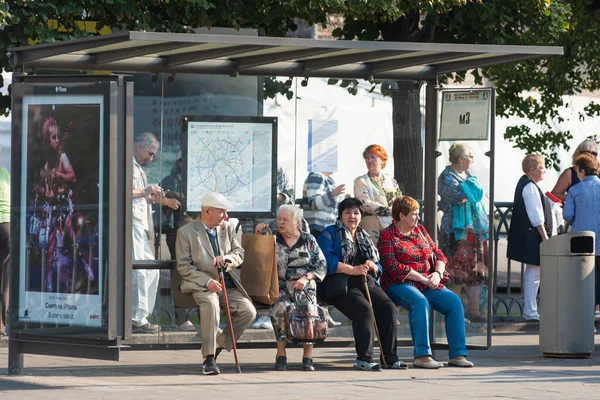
[353,144,402,244]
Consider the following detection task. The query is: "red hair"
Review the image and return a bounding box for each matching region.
[363,144,388,169]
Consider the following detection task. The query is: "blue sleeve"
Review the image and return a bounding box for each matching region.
[374,261,382,280]
[563,189,576,224]
[317,226,340,275]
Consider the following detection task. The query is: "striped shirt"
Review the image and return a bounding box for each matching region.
[302,172,341,234]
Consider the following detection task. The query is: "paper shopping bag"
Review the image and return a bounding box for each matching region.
[240,233,279,305]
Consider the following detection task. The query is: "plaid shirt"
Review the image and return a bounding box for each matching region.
[378,223,448,293]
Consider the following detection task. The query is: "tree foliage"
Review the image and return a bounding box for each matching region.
[330,1,600,170]
[2,1,599,170]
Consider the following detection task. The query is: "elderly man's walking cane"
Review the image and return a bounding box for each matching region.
[219,260,241,373]
[362,275,387,368]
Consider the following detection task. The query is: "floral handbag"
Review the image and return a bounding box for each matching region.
[285,290,329,343]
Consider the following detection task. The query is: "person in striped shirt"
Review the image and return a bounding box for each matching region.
[302,171,346,238]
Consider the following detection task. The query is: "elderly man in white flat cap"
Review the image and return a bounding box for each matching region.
[176,192,256,375]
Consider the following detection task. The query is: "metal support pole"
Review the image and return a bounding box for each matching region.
[487,88,496,348]
[424,79,439,349]
[8,338,24,375]
[423,79,439,241]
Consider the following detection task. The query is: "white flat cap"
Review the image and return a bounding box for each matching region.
[201,192,233,210]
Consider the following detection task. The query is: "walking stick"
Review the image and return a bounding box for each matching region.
[362,275,387,368]
[219,261,242,373]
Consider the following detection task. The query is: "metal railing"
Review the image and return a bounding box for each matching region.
[492,202,526,319]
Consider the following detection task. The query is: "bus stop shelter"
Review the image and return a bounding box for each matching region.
[7,31,563,374]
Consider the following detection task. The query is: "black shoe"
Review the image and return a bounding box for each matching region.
[302,358,315,371]
[275,355,287,371]
[215,347,223,361]
[202,356,220,375]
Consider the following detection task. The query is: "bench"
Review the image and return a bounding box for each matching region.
[132,260,472,352]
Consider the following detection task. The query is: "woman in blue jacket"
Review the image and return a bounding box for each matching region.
[317,197,405,371]
[563,153,600,321]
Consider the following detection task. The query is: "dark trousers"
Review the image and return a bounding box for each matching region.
[331,275,398,364]
[0,223,10,334]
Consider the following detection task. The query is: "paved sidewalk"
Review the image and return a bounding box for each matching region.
[1,333,599,399]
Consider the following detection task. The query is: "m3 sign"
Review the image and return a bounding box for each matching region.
[439,89,492,141]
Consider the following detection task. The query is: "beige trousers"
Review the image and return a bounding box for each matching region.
[192,287,256,358]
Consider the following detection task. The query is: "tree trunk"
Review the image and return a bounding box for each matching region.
[392,80,424,200]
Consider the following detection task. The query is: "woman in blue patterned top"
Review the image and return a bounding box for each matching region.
[438,142,489,323]
[256,205,327,371]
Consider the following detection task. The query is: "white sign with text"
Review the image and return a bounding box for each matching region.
[440,89,492,141]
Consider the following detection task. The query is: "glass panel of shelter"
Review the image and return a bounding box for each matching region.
[127,74,495,350]
[433,137,492,347]
[129,73,262,344]
[290,78,409,342]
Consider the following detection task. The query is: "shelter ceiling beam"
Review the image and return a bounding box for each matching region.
[93,42,200,64]
[9,33,129,68]
[234,48,342,70]
[301,50,412,72]
[368,52,477,74]
[434,53,540,74]
[164,45,274,67]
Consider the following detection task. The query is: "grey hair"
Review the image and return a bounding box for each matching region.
[134,132,160,148]
[278,204,303,226]
[572,139,598,163]
[449,142,472,164]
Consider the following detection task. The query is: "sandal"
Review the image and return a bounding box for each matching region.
[354,359,382,371]
[384,360,408,370]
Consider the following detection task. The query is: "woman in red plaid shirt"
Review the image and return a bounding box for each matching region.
[378,196,473,369]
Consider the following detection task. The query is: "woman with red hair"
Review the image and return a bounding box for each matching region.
[353,144,402,245]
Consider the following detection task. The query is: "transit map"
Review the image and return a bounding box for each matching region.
[185,119,275,215]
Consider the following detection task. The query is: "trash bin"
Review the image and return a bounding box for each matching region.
[539,231,595,358]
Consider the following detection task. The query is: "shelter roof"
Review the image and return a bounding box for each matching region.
[9,31,563,80]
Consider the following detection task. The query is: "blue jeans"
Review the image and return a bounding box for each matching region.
[386,284,468,359]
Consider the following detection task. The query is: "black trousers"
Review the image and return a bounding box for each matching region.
[331,275,398,364]
[0,223,10,334]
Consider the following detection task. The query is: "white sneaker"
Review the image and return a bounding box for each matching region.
[327,315,341,327]
[260,316,273,330]
[178,320,196,331]
[250,317,263,329]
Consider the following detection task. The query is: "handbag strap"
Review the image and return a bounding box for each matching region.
[293,288,316,304]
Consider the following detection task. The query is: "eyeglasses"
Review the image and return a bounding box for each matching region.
[582,150,598,157]
[143,144,156,158]
[463,155,474,160]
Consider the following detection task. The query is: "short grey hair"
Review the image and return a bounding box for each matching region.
[522,154,544,173]
[134,132,160,148]
[278,204,303,226]
[449,142,472,164]
[572,139,598,163]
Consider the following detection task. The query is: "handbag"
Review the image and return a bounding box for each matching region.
[285,290,329,343]
[317,273,349,302]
